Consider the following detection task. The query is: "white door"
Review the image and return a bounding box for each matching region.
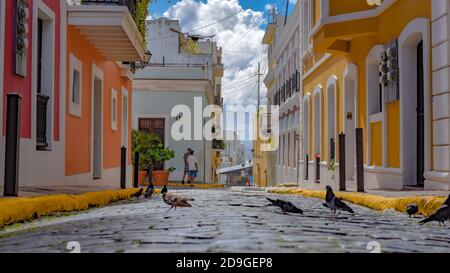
[344,77,356,180]
[93,79,102,179]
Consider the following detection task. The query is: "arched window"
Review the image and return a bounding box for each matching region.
[326,76,337,163]
[366,45,385,116]
[303,94,311,160]
[313,86,322,159]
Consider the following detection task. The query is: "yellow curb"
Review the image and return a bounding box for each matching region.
[167,183,225,189]
[268,188,447,217]
[0,188,160,228]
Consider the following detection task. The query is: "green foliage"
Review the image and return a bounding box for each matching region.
[132,130,175,171]
[147,143,176,165]
[179,33,200,54]
[132,130,161,171]
[134,0,151,45]
[212,138,225,150]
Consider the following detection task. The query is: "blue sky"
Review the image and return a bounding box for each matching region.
[149,0,297,28]
[146,0,297,140]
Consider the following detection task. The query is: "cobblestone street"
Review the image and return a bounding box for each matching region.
[0,189,449,253]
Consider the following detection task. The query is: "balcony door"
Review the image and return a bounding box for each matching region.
[35,4,55,150]
[416,40,425,186]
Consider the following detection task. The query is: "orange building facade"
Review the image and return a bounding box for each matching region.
[64,3,146,187]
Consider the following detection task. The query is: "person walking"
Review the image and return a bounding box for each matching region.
[181,148,192,184]
[186,150,198,187]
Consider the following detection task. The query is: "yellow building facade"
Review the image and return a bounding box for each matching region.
[298,0,449,190]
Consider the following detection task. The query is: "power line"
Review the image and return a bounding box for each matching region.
[223,76,258,90]
[148,0,259,42]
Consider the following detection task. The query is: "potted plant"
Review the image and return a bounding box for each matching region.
[131,130,161,186]
[148,143,176,186]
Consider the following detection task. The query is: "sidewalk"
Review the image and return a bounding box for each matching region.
[0,186,122,198]
[268,186,450,217]
[0,186,147,228]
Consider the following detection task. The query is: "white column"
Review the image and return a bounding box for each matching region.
[428,0,450,189]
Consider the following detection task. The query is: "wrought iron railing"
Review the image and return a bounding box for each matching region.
[80,0,136,16]
[36,94,49,148]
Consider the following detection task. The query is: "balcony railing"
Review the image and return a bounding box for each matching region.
[277,71,301,106]
[80,0,136,16]
[36,94,49,149]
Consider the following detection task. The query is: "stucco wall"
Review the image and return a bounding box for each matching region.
[132,89,212,182]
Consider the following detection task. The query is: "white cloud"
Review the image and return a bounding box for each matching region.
[163,0,268,108]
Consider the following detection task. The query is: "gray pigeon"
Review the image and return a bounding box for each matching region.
[419,205,450,226]
[444,194,450,206]
[266,198,303,214]
[144,182,154,199]
[406,203,419,218]
[325,185,354,215]
[131,188,143,200]
[161,185,168,194]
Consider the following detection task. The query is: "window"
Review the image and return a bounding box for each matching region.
[366,45,385,117]
[69,54,82,117]
[288,133,291,167]
[122,89,129,148]
[111,89,118,131]
[72,71,80,104]
[313,86,322,157]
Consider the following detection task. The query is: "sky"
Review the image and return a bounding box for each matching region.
[147,0,297,140]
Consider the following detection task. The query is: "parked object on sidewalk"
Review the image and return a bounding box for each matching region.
[149,144,176,186]
[162,192,194,211]
[406,203,419,218]
[131,188,143,200]
[324,186,354,215]
[266,198,303,214]
[144,183,155,199]
[419,205,450,226]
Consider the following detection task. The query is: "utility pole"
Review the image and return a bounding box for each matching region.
[256,62,263,116]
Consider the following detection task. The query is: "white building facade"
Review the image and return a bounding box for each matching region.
[132,18,223,183]
[263,2,304,185]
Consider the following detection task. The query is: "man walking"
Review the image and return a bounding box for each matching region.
[186,150,198,186]
[181,148,192,184]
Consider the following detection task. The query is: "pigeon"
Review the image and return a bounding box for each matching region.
[162,192,194,211]
[419,205,450,226]
[266,198,303,214]
[325,185,354,215]
[406,203,419,218]
[131,188,143,199]
[144,183,154,199]
[444,194,450,206]
[161,185,168,194]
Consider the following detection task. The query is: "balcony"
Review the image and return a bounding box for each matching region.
[277,72,300,106]
[36,94,49,149]
[68,0,146,62]
[80,0,136,16]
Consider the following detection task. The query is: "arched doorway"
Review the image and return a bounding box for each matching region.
[343,64,358,181]
[399,18,431,187]
[303,94,311,180]
[326,76,338,163]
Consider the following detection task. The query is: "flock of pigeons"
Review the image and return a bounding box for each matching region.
[130,183,450,226]
[131,183,195,210]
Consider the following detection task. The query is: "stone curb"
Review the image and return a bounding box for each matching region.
[268,188,447,217]
[0,188,158,228]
